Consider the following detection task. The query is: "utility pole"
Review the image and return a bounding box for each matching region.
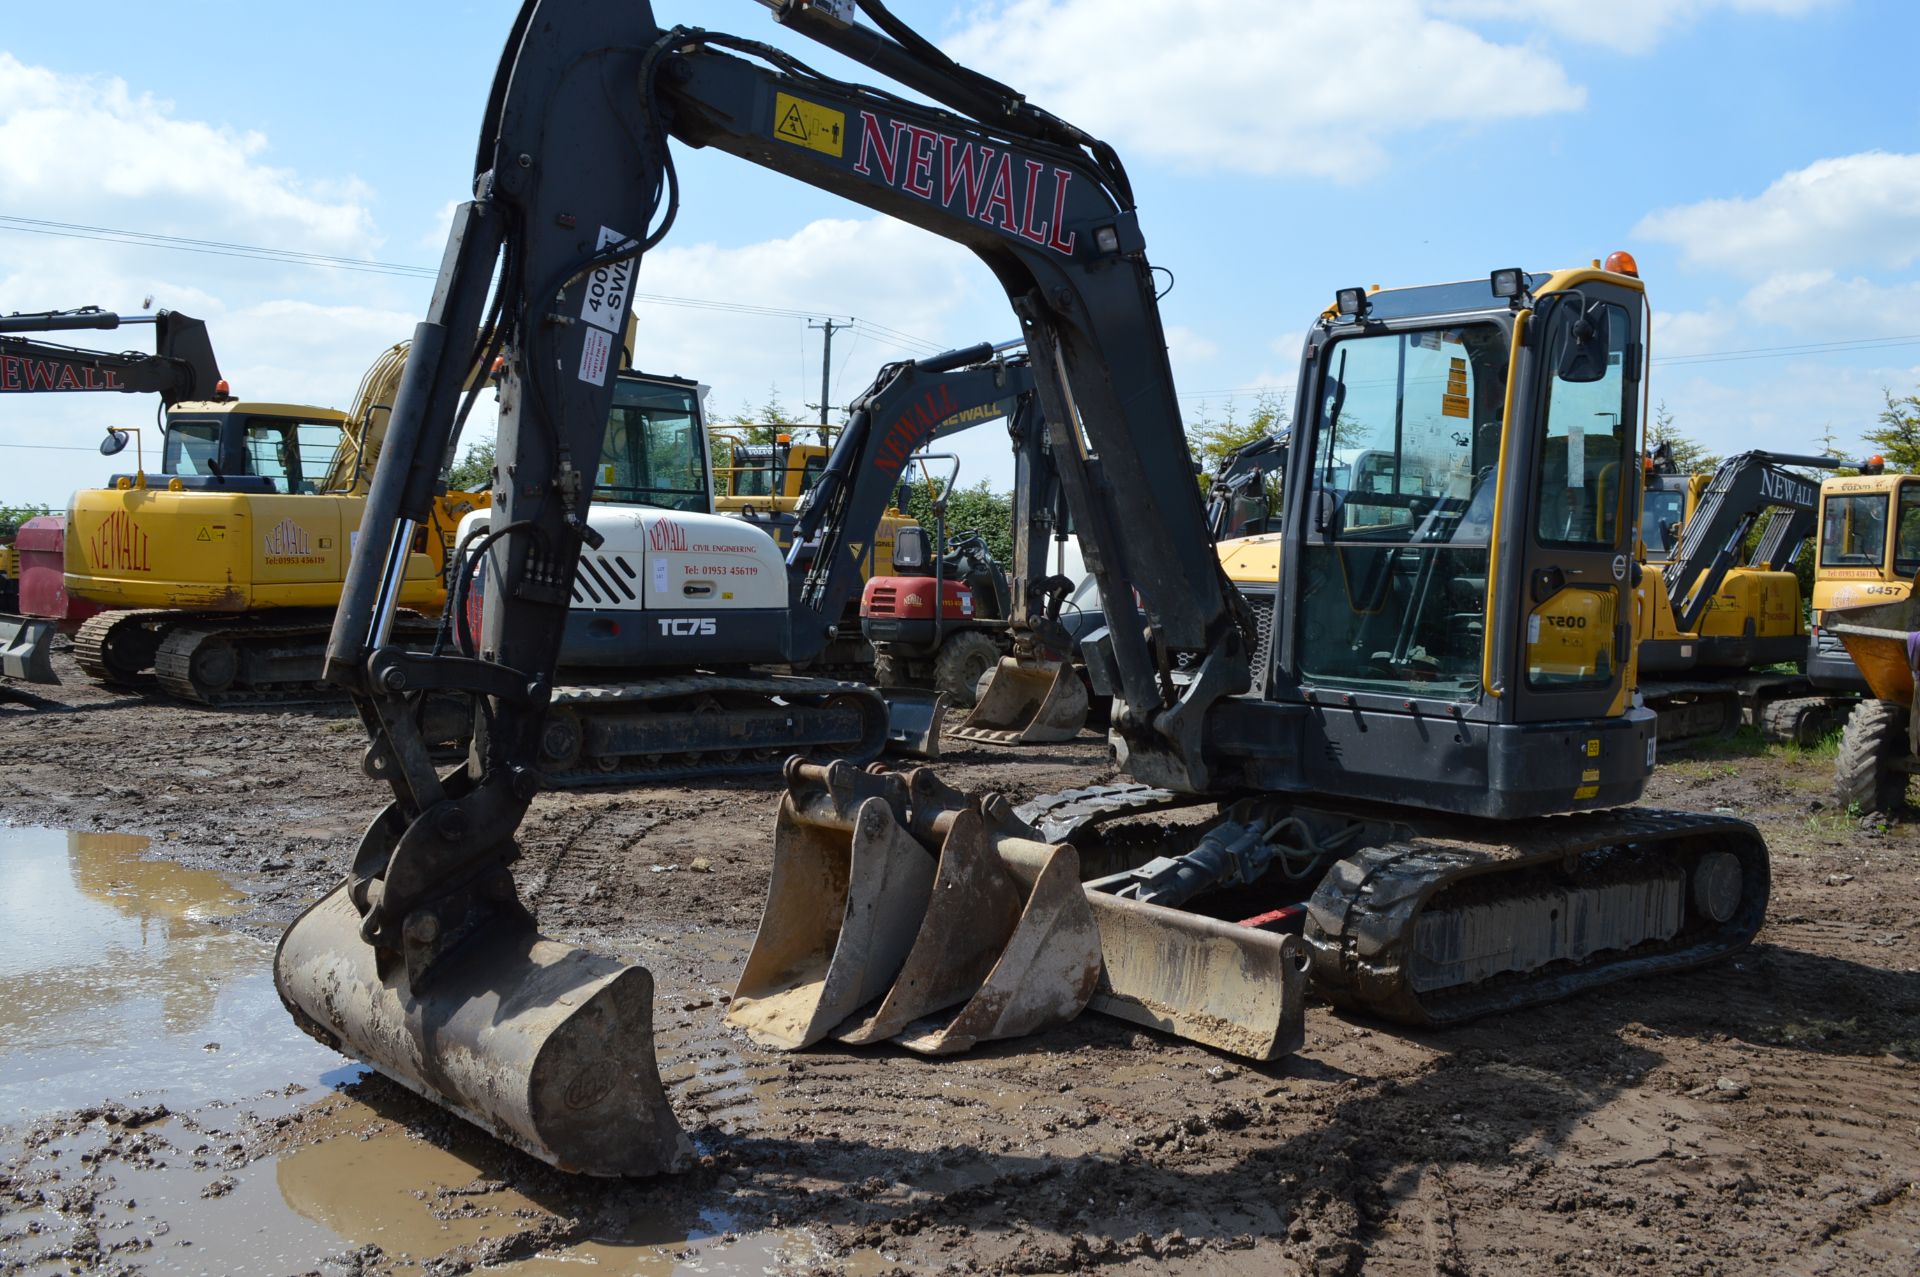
[807,317,844,444]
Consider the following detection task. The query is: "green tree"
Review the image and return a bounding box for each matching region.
[1864,389,1920,472]
[1647,402,1720,476]
[712,389,813,494]
[0,503,54,540]
[447,439,495,491]
[1185,390,1289,477]
[900,478,1015,566]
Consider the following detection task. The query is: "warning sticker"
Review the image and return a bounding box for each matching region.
[579,227,637,334]
[578,326,613,386]
[773,92,846,158]
[1441,356,1469,418]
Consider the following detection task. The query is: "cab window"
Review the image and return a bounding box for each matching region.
[1896,484,1920,578]
[1533,302,1631,549]
[1821,493,1889,568]
[163,418,223,477]
[1295,322,1509,700]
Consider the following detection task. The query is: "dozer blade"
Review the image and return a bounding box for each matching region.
[1085,893,1307,1061]
[726,763,936,1050]
[836,804,1101,1055]
[275,882,691,1178]
[950,655,1087,745]
[0,613,57,685]
[880,688,950,759]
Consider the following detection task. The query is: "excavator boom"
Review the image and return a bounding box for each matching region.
[280,0,1770,1177]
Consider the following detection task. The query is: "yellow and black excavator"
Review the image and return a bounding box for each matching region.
[274,0,1770,1177]
[1634,444,1844,743]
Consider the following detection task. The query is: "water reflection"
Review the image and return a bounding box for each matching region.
[0,826,337,1118]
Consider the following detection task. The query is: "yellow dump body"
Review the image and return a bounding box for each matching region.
[1826,597,1920,707]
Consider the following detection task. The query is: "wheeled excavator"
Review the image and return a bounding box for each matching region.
[455,341,1044,783]
[275,0,1770,1178]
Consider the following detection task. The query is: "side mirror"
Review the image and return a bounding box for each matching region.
[99,428,131,457]
[1555,296,1611,384]
[893,526,929,572]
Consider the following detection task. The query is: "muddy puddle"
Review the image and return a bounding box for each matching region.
[0,828,884,1275]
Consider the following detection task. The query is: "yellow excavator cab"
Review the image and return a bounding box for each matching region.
[711,430,915,582]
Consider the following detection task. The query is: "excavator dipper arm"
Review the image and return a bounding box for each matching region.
[0,308,222,404]
[284,0,1239,1177]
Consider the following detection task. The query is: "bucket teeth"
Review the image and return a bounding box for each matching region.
[951,656,1088,745]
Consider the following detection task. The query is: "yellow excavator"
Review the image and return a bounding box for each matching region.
[61,343,488,703]
[1632,445,1843,744]
[272,0,1770,1179]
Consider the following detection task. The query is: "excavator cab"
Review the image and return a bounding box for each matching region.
[1809,472,1920,691]
[1247,268,1648,812]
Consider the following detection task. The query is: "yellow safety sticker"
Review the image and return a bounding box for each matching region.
[1441,394,1469,419]
[774,92,846,158]
[1585,738,1601,757]
[1574,784,1600,800]
[1582,768,1600,784]
[195,527,211,542]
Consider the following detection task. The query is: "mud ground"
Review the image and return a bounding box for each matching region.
[2,646,1918,1276]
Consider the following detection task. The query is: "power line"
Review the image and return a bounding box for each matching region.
[0,215,949,352]
[1656,334,1920,366]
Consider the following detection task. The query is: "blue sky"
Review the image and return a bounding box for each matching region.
[2,0,1917,502]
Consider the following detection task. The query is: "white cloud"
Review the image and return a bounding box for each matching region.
[625,215,1003,438]
[1656,357,1917,463]
[1165,326,1219,365]
[1650,306,1737,357]
[1434,0,1834,54]
[942,0,1584,181]
[0,54,410,503]
[0,53,376,255]
[1636,151,1920,278]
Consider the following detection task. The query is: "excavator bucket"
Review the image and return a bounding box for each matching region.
[0,614,56,685]
[726,762,936,1049]
[880,688,950,759]
[835,804,1101,1055]
[275,882,692,1178]
[1084,893,1307,1061]
[950,655,1088,745]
